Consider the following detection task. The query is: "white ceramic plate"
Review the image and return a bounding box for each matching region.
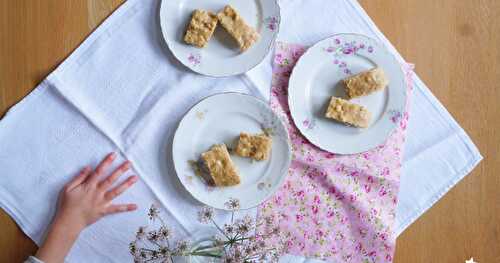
[172,93,291,210]
[288,34,407,154]
[160,0,280,77]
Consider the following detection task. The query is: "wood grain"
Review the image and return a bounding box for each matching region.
[0,0,498,262]
[358,1,500,262]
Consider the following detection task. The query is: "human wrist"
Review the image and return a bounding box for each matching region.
[35,215,83,263]
[51,213,86,239]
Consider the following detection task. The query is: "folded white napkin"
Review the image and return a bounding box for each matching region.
[0,0,481,262]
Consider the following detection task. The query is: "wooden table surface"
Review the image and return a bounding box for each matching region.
[1,0,498,262]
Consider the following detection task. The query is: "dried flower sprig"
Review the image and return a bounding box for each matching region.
[198,206,214,224]
[224,198,240,210]
[130,200,284,262]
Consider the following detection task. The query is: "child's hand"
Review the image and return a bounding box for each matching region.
[36,153,138,263]
[55,152,138,231]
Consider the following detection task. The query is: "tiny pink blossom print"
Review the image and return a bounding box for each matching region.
[388,109,403,124]
[323,37,375,75]
[187,53,201,66]
[302,119,315,130]
[257,42,414,263]
[265,16,279,31]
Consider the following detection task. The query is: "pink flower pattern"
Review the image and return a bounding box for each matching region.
[258,42,414,262]
[187,53,201,66]
[324,38,375,75]
[265,16,279,31]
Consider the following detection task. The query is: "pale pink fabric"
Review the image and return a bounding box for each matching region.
[258,42,413,262]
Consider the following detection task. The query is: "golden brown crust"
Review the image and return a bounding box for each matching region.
[217,5,260,52]
[343,68,389,99]
[200,144,240,187]
[325,97,372,128]
[235,133,272,161]
[183,10,218,48]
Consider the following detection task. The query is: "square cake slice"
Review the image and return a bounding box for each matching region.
[183,10,218,48]
[235,132,272,161]
[343,67,389,99]
[217,5,260,52]
[200,144,240,187]
[325,97,372,128]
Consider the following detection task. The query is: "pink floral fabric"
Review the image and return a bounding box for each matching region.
[258,42,413,262]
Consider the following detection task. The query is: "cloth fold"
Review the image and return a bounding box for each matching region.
[0,0,481,262]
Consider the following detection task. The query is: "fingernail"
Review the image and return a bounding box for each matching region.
[131,176,138,182]
[129,204,138,210]
[127,176,137,184]
[110,152,117,159]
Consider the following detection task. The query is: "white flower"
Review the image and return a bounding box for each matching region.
[235,217,253,235]
[224,223,235,235]
[158,226,171,240]
[258,240,266,248]
[147,230,160,242]
[136,226,147,240]
[212,235,225,246]
[138,250,148,260]
[265,215,275,225]
[268,227,280,236]
[242,215,253,226]
[174,240,190,255]
[224,198,240,210]
[131,203,283,263]
[148,204,160,220]
[224,245,244,263]
[198,206,214,224]
[159,246,171,257]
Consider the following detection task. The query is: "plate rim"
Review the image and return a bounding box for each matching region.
[288,33,407,154]
[171,92,292,210]
[159,0,281,77]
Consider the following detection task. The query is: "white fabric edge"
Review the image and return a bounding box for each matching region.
[50,0,142,78]
[0,0,143,247]
[394,136,483,235]
[0,82,54,246]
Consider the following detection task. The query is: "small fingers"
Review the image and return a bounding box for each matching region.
[105,175,138,201]
[87,152,116,185]
[66,166,92,191]
[98,161,131,190]
[105,203,138,215]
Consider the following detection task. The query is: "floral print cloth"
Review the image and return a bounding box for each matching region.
[258,42,413,263]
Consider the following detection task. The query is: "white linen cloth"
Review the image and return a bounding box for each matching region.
[0,0,481,262]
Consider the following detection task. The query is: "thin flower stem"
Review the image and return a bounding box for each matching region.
[191,248,222,255]
[193,248,220,255]
[245,247,277,259]
[233,236,251,242]
[211,218,231,240]
[192,244,216,251]
[233,232,242,241]
[190,252,222,258]
[151,240,163,248]
[231,211,234,223]
[193,243,225,252]
[158,216,166,227]
[139,248,157,253]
